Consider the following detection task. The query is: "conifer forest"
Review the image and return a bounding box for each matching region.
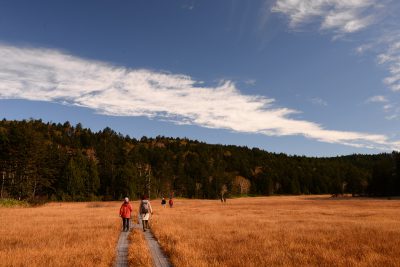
[1,119,399,201]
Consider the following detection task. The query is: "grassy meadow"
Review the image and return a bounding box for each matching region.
[0,201,122,267]
[1,196,400,267]
[150,196,400,267]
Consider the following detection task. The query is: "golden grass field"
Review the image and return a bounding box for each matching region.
[0,202,123,267]
[1,197,400,267]
[150,196,400,267]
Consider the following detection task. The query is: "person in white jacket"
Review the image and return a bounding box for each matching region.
[139,195,153,232]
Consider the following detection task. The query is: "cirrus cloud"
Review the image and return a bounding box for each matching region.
[0,43,398,150]
[366,95,388,103]
[272,0,400,120]
[271,0,381,34]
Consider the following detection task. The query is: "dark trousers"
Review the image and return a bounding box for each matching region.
[122,218,130,231]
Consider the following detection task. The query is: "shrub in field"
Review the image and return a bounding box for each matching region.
[0,198,29,207]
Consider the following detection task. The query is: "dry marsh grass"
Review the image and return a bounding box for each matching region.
[150,196,400,267]
[128,228,153,267]
[0,201,122,267]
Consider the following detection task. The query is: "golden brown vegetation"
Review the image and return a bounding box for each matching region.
[150,196,400,267]
[0,202,121,267]
[128,228,153,267]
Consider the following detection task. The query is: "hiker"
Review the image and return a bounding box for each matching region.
[139,195,153,232]
[168,198,174,208]
[220,196,226,202]
[161,197,166,208]
[119,197,133,232]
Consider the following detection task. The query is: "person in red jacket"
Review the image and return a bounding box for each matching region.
[119,197,133,232]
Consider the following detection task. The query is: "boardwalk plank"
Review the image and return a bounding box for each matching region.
[115,230,130,267]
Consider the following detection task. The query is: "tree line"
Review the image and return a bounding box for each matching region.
[0,119,399,201]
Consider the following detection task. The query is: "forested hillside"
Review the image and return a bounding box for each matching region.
[0,119,399,201]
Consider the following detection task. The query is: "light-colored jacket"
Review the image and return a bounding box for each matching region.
[139,199,153,214]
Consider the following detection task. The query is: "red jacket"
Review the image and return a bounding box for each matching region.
[119,202,133,218]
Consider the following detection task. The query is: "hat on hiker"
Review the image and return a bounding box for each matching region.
[124,197,129,202]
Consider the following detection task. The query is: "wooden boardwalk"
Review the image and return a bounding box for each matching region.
[114,220,172,267]
[140,219,172,267]
[114,230,130,267]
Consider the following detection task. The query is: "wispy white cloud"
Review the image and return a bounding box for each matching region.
[181,0,195,10]
[365,95,400,119]
[366,95,388,103]
[386,114,399,120]
[244,79,256,86]
[271,0,380,34]
[383,104,393,111]
[310,97,328,106]
[378,39,400,92]
[272,0,400,116]
[383,104,400,120]
[0,44,398,150]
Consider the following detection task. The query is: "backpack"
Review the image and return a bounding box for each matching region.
[141,200,149,214]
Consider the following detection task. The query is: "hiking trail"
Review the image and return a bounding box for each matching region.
[114,219,172,267]
[115,230,129,267]
[140,219,172,267]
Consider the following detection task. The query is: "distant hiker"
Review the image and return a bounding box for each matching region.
[139,195,153,232]
[119,197,133,232]
[220,193,227,203]
[168,198,174,208]
[161,197,166,208]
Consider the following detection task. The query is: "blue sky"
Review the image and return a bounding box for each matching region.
[1,0,400,156]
